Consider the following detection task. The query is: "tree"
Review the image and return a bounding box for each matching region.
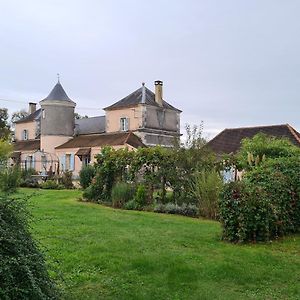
[0,108,11,140]
[11,109,29,124]
[74,113,88,120]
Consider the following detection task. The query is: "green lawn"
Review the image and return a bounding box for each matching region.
[24,189,300,300]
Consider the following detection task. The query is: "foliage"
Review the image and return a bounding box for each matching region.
[0,108,11,140]
[184,122,206,149]
[235,133,300,170]
[154,202,199,217]
[111,182,135,208]
[79,165,96,189]
[74,113,88,120]
[191,169,223,219]
[219,157,300,242]
[0,139,12,168]
[0,166,21,193]
[59,171,74,189]
[123,199,139,210]
[134,184,148,207]
[0,195,59,299]
[20,167,38,180]
[40,180,64,190]
[11,109,29,124]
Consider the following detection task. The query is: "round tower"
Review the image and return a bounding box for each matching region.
[40,80,76,154]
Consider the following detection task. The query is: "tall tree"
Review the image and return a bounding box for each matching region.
[0,108,11,140]
[11,109,29,124]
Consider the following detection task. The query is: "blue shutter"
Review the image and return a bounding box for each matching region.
[60,155,66,172]
[70,154,75,171]
[32,154,35,170]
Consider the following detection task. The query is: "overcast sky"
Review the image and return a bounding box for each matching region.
[0,0,299,139]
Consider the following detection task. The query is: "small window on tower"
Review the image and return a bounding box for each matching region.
[22,130,28,140]
[120,117,129,131]
[42,109,45,119]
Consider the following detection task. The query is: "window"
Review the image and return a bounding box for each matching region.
[120,117,129,131]
[42,109,45,119]
[22,129,28,140]
[65,154,71,170]
[82,155,91,166]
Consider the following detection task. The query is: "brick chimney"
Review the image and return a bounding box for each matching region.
[154,80,163,106]
[29,102,36,114]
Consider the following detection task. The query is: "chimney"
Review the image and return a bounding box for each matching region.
[29,102,37,114]
[154,80,163,106]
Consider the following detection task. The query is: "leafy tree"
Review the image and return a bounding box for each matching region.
[0,108,11,140]
[74,113,88,120]
[11,109,29,124]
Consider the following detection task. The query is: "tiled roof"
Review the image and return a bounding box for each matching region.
[75,116,106,135]
[14,109,41,124]
[104,85,181,112]
[206,124,300,155]
[55,132,145,149]
[13,139,40,151]
[41,82,75,103]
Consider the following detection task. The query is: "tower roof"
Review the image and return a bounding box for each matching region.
[41,81,75,103]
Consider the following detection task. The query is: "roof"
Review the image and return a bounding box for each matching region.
[13,139,40,151]
[55,132,145,149]
[206,124,300,155]
[41,81,75,103]
[14,109,41,124]
[75,116,106,135]
[104,85,181,112]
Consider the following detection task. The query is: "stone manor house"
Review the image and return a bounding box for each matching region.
[12,80,181,176]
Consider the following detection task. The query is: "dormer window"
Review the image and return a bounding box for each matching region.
[120,117,129,132]
[22,129,28,140]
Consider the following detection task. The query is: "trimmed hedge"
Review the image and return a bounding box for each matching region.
[219,157,300,242]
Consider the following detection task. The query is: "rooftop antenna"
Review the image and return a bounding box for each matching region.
[57,73,60,83]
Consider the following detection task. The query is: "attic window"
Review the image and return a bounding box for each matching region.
[120,117,129,132]
[22,129,28,140]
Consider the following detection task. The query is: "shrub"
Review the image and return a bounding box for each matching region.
[124,199,139,210]
[79,165,96,189]
[59,171,74,189]
[0,166,21,193]
[134,184,147,207]
[111,182,135,208]
[191,169,223,219]
[0,195,59,299]
[219,157,300,242]
[40,180,63,190]
[82,173,104,202]
[20,177,40,188]
[154,202,198,217]
[20,168,37,180]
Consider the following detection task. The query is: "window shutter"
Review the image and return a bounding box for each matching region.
[70,154,75,171]
[32,154,35,169]
[126,118,129,131]
[60,155,66,172]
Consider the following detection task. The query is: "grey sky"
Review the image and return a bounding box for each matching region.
[0,0,299,138]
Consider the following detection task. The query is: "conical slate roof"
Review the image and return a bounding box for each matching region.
[41,81,75,103]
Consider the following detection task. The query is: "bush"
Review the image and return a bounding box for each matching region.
[20,168,37,180]
[40,180,63,190]
[124,199,139,210]
[20,177,40,188]
[134,184,147,207]
[79,165,96,189]
[0,195,59,299]
[154,202,198,217]
[0,166,21,193]
[59,171,74,189]
[219,157,300,242]
[191,169,223,219]
[111,182,135,208]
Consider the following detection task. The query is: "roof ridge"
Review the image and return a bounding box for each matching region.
[287,124,300,145]
[224,124,289,131]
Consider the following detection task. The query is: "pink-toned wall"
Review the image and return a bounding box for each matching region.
[41,135,72,156]
[106,107,143,133]
[55,144,135,176]
[15,122,37,140]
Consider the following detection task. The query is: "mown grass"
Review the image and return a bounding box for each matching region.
[23,189,300,300]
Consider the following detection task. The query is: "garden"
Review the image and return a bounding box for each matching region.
[1,129,300,299]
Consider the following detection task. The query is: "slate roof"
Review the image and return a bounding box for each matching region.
[13,139,40,151]
[56,132,145,149]
[104,86,181,112]
[41,82,75,103]
[75,116,106,135]
[14,109,41,124]
[206,124,300,155]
